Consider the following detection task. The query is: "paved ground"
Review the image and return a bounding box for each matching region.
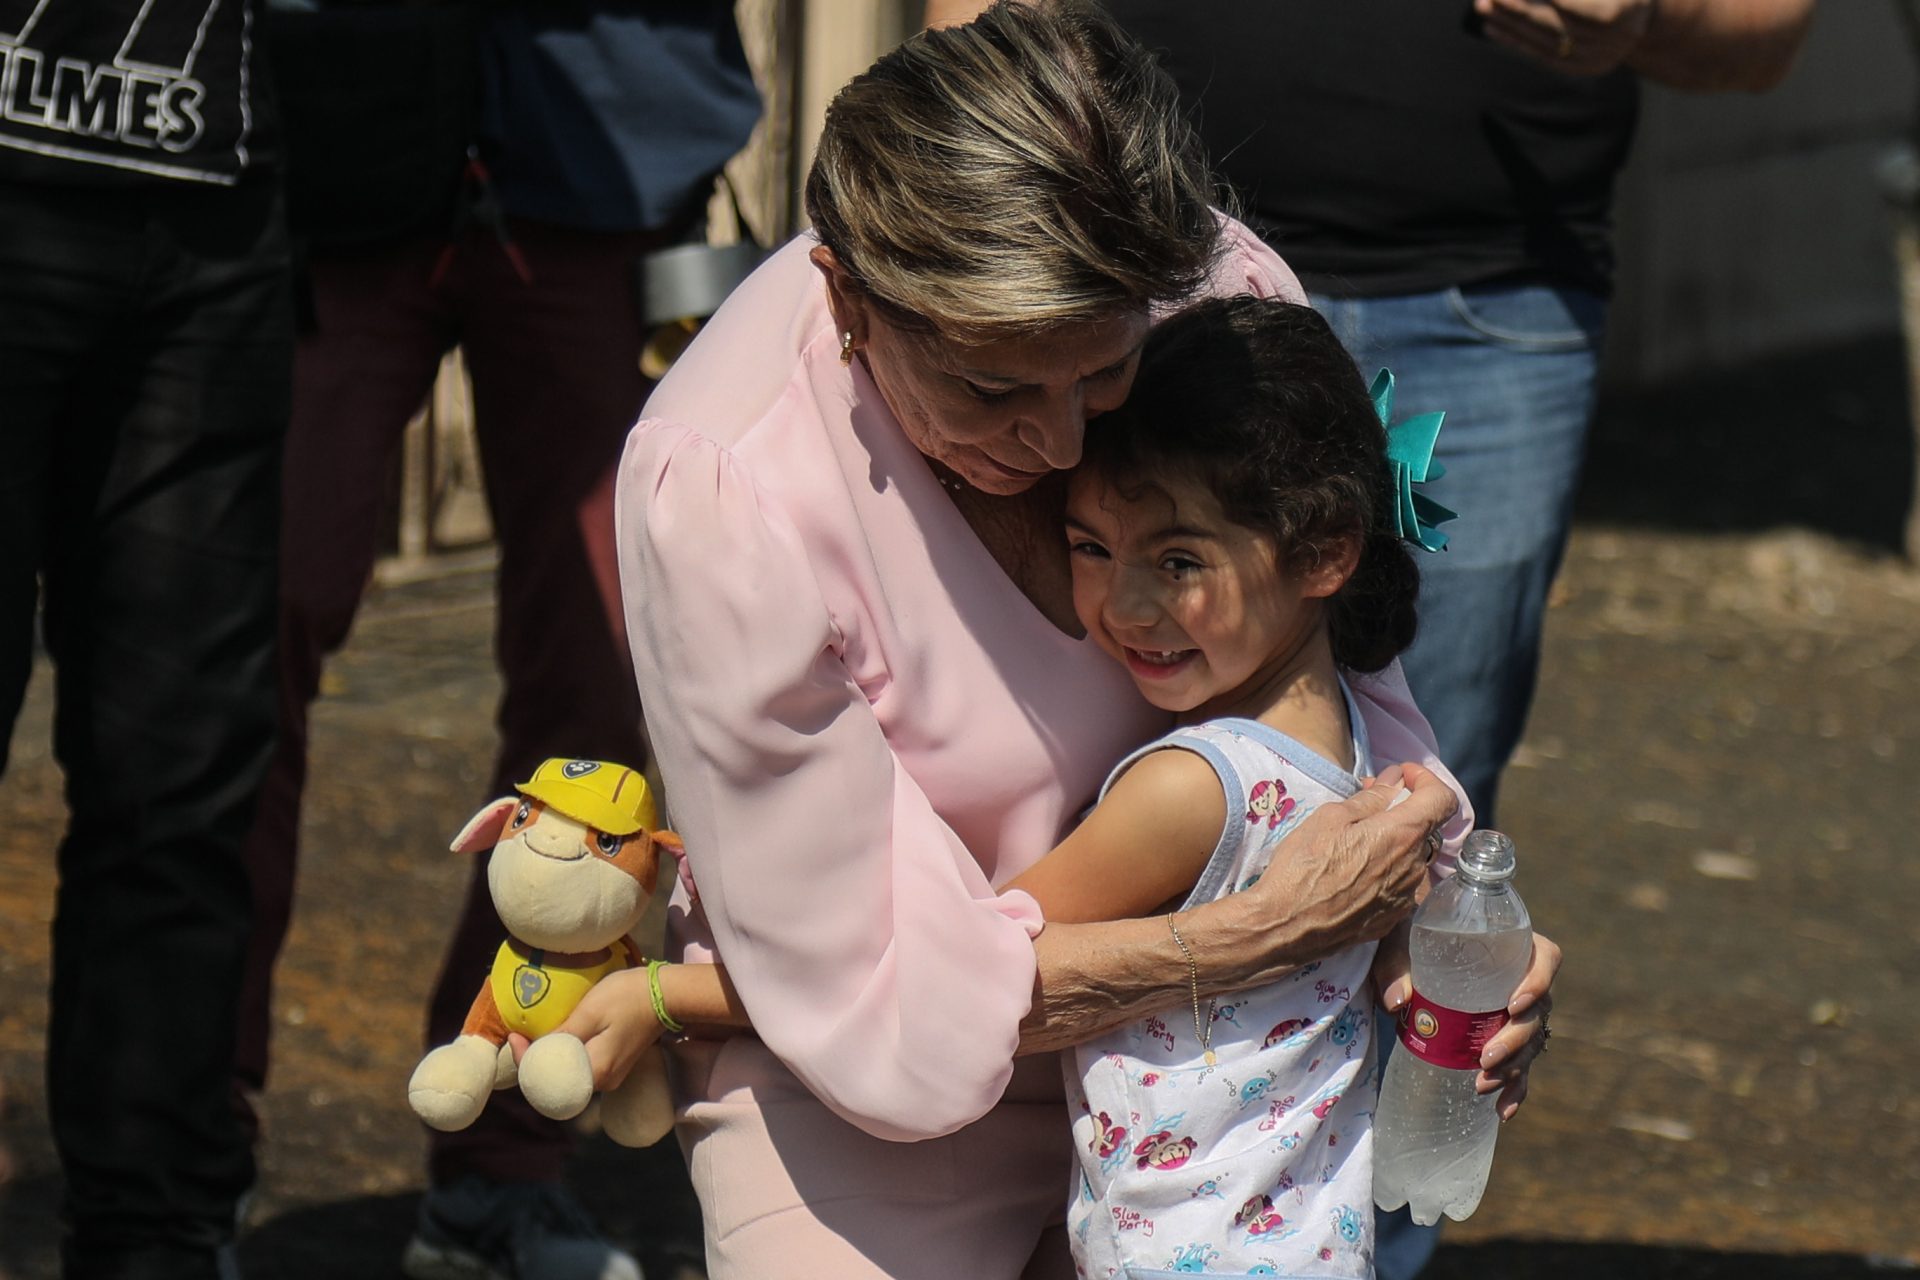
[3,336,1918,1277]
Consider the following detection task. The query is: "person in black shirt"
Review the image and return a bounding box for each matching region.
[0,2,290,1277]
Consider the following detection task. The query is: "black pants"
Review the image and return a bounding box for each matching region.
[0,180,291,1277]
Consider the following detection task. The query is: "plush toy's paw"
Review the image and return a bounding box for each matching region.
[600,1049,675,1148]
[518,1033,594,1121]
[408,1035,499,1131]
[492,1040,518,1091]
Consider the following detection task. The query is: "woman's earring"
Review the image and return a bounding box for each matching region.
[839,331,855,366]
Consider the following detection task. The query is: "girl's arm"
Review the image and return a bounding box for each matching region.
[1001,748,1225,925]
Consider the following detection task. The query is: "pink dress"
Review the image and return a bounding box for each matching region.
[615,222,1310,1277]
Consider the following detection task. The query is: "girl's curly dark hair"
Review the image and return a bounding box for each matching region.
[1080,296,1421,673]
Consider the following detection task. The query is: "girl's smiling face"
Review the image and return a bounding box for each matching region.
[1065,467,1344,721]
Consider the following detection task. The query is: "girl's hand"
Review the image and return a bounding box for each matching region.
[1374,927,1562,1120]
[1476,931,1562,1119]
[1370,918,1415,1014]
[508,967,665,1092]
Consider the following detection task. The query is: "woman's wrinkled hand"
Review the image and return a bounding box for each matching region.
[507,967,665,1092]
[1376,929,1564,1121]
[1255,762,1455,952]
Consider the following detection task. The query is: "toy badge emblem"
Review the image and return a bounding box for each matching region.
[561,760,600,779]
[514,963,553,1010]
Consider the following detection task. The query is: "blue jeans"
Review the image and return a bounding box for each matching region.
[1318,282,1604,1280]
[1313,281,1605,826]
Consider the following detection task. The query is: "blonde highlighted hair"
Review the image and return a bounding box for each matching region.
[805,0,1221,345]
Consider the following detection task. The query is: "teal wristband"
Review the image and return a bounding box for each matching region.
[647,959,685,1035]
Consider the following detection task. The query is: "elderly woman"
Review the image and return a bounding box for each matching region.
[596,4,1555,1275]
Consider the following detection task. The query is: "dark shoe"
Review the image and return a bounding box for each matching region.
[401,1178,642,1280]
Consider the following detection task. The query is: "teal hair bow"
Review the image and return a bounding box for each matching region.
[1371,369,1456,553]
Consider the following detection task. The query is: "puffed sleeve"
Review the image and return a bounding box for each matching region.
[1207,211,1309,305]
[616,420,1046,1142]
[1348,659,1476,866]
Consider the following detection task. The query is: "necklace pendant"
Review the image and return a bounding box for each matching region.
[1203,1049,1218,1067]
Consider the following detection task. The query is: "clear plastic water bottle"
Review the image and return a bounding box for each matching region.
[1372,829,1534,1225]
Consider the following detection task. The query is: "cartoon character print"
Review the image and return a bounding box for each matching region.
[1246,779,1296,830]
[1263,1017,1313,1049]
[1211,1000,1246,1030]
[1166,1243,1219,1273]
[1189,1176,1228,1201]
[1132,1129,1198,1173]
[1090,1110,1131,1174]
[1331,1204,1365,1245]
[1328,1003,1368,1058]
[1234,1194,1286,1237]
[1230,1071,1279,1110]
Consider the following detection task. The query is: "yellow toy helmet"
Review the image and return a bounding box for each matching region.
[515,759,657,836]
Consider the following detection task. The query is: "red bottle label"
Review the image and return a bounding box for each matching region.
[1397,991,1509,1071]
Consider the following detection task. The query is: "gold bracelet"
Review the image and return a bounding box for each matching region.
[1166,912,1216,1066]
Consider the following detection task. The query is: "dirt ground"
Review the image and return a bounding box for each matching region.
[2,336,1918,1277]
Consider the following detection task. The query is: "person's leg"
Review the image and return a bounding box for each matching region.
[1313,282,1605,826]
[233,240,454,1116]
[1317,282,1603,1280]
[419,221,656,1187]
[404,221,657,1280]
[28,181,291,1278]
[0,190,76,779]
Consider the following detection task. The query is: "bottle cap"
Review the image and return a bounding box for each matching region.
[1456,829,1516,882]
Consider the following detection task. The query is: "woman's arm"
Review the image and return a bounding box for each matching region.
[1017,766,1448,1053]
[618,420,1061,1141]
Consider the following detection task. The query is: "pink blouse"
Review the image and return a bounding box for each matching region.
[615,220,1309,1142]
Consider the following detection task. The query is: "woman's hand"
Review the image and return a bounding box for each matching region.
[508,967,665,1092]
[1246,762,1454,956]
[1375,929,1564,1121]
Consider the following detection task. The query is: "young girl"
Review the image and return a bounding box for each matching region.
[1000,295,1467,1278]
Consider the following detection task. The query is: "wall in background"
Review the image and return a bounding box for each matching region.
[1606,4,1916,386]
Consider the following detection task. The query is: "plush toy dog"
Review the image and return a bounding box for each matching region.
[407,758,679,1147]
